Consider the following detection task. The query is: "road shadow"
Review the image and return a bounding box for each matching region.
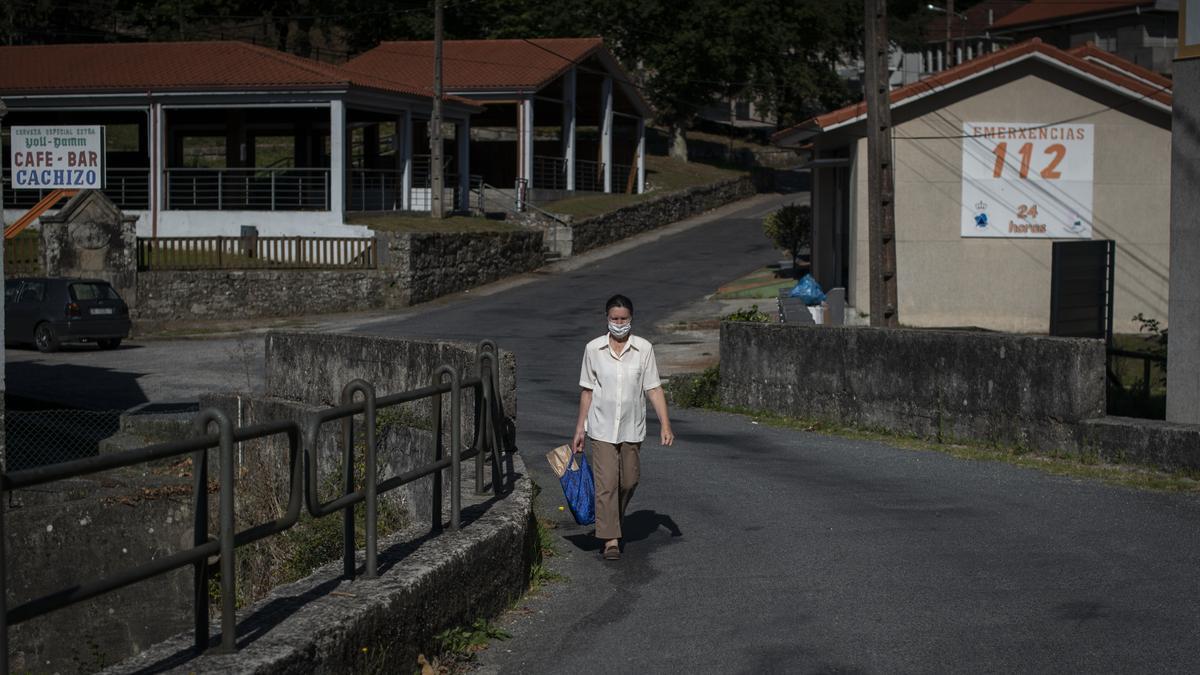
[6,358,149,411]
[563,509,683,552]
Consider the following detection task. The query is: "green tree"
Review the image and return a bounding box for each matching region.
[763,203,812,269]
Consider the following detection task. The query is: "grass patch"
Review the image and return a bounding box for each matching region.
[713,266,795,300]
[347,212,528,233]
[721,405,1200,493]
[538,155,746,220]
[674,366,1200,493]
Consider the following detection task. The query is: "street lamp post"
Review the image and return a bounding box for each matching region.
[927,2,968,68]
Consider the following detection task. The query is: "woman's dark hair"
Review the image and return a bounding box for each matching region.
[605,294,634,315]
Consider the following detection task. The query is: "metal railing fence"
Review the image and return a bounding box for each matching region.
[574,158,604,193]
[0,341,512,670]
[532,156,568,191]
[137,235,377,271]
[165,168,330,211]
[612,162,635,194]
[3,169,150,211]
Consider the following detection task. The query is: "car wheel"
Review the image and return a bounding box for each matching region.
[34,323,60,353]
[98,338,122,350]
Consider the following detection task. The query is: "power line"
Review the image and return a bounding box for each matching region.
[891,71,1171,141]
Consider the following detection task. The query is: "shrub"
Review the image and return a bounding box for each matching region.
[725,304,771,323]
[762,203,812,267]
[667,365,721,409]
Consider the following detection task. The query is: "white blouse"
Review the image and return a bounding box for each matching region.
[578,334,663,443]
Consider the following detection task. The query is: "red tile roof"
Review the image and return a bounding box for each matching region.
[1067,42,1173,89]
[0,41,477,105]
[345,38,604,92]
[990,0,1154,29]
[773,39,1171,144]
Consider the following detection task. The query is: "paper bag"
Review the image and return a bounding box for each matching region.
[545,444,575,478]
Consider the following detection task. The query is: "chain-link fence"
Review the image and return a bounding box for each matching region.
[6,409,122,471]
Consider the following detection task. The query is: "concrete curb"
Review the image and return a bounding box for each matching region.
[104,454,534,674]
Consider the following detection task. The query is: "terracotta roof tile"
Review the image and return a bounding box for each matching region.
[1067,42,1173,88]
[773,39,1171,143]
[0,41,478,106]
[345,38,604,92]
[990,0,1154,29]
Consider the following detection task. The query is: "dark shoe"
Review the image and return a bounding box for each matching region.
[603,543,621,561]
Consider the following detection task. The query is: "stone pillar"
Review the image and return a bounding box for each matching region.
[38,191,140,305]
[400,110,413,211]
[601,76,613,193]
[330,100,346,216]
[457,118,471,211]
[563,67,577,191]
[1168,58,1200,423]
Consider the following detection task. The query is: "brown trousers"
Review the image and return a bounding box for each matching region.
[589,438,641,540]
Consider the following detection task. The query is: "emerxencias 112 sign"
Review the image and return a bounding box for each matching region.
[960,122,1094,239]
[10,126,106,190]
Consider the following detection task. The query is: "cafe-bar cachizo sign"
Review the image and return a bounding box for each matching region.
[9,126,106,190]
[960,122,1094,239]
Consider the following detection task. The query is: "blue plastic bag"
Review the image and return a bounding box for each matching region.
[788,273,827,306]
[560,450,595,525]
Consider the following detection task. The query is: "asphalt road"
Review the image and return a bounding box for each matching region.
[9,192,1200,672]
[338,197,1200,673]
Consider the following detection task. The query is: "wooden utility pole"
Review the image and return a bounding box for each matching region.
[430,0,445,218]
[945,0,954,68]
[864,0,899,327]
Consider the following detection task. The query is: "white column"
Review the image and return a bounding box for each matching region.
[521,98,534,187]
[152,102,165,236]
[563,67,577,191]
[601,76,613,193]
[330,100,346,216]
[457,117,470,211]
[636,116,646,194]
[400,109,412,211]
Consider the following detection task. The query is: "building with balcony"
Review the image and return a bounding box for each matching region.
[0,41,481,237]
[345,38,651,199]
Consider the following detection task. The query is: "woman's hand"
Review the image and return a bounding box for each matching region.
[572,427,586,453]
[660,425,675,447]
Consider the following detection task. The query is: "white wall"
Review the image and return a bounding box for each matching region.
[847,64,1171,333]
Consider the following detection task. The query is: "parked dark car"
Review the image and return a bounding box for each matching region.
[5,277,131,352]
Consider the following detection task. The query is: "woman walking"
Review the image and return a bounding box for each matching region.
[573,294,674,561]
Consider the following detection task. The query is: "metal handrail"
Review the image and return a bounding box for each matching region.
[0,340,511,670]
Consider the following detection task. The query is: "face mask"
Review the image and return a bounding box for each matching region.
[608,321,632,338]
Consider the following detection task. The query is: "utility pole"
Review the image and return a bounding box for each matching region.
[864,0,900,328]
[430,0,445,219]
[945,0,954,68]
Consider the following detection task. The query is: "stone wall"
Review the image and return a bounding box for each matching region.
[378,230,544,305]
[719,322,1106,452]
[6,474,194,673]
[134,230,544,325]
[135,269,394,325]
[570,175,755,254]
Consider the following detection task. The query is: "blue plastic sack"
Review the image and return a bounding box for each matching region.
[560,450,595,525]
[788,273,827,306]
